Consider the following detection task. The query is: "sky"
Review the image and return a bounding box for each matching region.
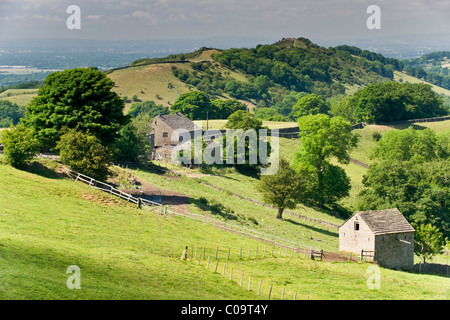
[1,0,450,42]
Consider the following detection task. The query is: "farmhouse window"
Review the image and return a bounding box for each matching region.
[163,132,168,138]
[354,221,360,231]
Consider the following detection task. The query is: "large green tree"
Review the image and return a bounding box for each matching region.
[25,68,129,150]
[291,93,330,120]
[257,159,308,219]
[0,100,26,128]
[414,224,447,263]
[170,91,214,120]
[357,127,450,238]
[222,111,270,170]
[293,114,359,208]
[352,82,447,123]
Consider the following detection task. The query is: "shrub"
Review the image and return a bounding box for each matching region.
[372,131,382,141]
[0,124,39,168]
[57,128,113,180]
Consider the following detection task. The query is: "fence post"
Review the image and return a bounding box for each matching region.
[258,280,262,296]
[206,256,210,269]
[215,247,218,260]
[361,249,364,261]
[215,260,219,273]
[248,276,251,291]
[228,248,230,260]
[240,273,243,288]
[240,248,242,260]
[282,288,285,300]
[268,285,273,300]
[255,246,258,258]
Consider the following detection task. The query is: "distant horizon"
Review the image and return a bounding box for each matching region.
[2,31,450,43]
[2,1,450,45]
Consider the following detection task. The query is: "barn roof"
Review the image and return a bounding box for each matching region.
[354,208,415,235]
[155,112,199,131]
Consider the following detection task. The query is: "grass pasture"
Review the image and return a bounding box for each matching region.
[0,161,448,300]
[0,89,38,107]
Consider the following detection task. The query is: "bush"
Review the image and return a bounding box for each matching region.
[57,128,113,180]
[372,131,382,141]
[0,124,40,168]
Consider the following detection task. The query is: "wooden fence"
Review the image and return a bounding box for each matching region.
[309,248,324,260]
[64,168,161,211]
[360,249,377,262]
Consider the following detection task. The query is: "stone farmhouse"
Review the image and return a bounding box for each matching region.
[150,112,201,161]
[339,208,415,269]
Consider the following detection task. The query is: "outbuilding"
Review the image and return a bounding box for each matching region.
[339,208,415,269]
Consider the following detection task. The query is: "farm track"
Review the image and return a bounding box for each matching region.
[125,169,355,263]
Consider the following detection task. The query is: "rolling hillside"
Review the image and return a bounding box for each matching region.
[0,155,449,300]
[105,38,450,116]
[3,38,450,114]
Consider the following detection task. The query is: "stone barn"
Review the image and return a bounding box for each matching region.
[339,208,415,269]
[150,112,201,161]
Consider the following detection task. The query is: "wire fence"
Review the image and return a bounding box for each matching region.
[64,168,325,255]
[183,244,314,300]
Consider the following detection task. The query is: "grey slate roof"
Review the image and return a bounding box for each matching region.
[356,208,415,235]
[156,112,200,131]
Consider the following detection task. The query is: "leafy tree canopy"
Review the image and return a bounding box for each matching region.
[257,158,307,219]
[352,82,448,123]
[291,93,330,120]
[56,128,113,180]
[357,128,450,238]
[225,110,263,131]
[127,100,169,118]
[293,114,359,208]
[25,68,129,150]
[0,100,25,128]
[170,91,246,120]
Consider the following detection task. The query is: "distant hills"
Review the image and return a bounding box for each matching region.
[107,37,450,113]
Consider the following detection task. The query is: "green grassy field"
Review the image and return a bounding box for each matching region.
[0,89,38,107]
[394,71,450,96]
[0,160,448,300]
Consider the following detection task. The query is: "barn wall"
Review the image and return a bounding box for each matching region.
[375,232,415,268]
[339,214,375,254]
[153,119,175,147]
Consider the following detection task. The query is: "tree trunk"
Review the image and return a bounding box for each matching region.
[277,207,284,220]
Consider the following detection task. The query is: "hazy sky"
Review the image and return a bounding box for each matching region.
[1,0,450,42]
